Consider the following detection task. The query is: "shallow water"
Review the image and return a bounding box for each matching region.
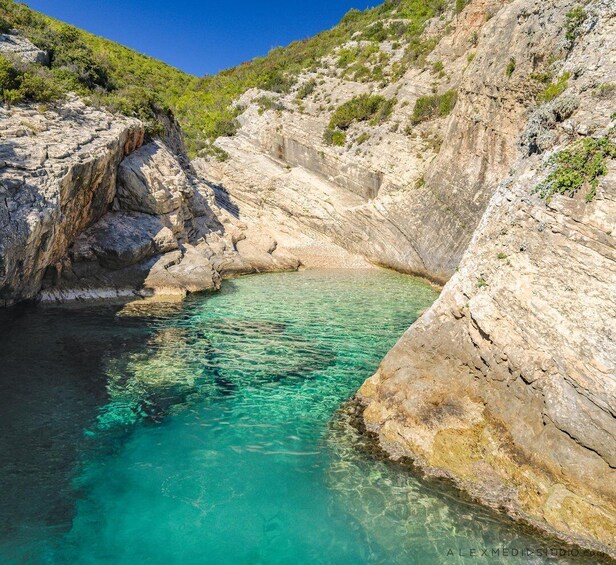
[0,270,599,564]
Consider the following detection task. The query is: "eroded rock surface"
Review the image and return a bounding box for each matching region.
[0,32,48,65]
[39,138,301,303]
[0,96,144,307]
[197,0,575,282]
[358,0,616,556]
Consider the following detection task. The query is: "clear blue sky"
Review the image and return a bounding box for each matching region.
[24,0,371,76]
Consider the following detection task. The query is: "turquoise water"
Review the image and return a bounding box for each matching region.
[0,270,599,564]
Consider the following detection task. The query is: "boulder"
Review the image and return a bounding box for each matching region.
[0,33,49,65]
[71,211,178,270]
[116,141,190,215]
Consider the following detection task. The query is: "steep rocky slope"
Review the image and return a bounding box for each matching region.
[357,0,616,556]
[193,0,616,555]
[0,96,144,306]
[0,0,615,556]
[0,36,300,307]
[199,0,572,281]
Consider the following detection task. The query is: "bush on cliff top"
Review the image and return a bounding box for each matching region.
[0,14,10,33]
[0,54,65,104]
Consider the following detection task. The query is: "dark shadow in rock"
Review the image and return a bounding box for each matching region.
[210,182,240,219]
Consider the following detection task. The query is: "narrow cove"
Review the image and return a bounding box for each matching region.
[0,270,597,563]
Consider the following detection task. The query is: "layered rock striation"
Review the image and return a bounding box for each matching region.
[358,0,616,556]
[0,98,300,306]
[0,97,144,307]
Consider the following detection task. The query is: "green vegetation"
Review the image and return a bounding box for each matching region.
[505,57,516,77]
[0,54,62,104]
[530,71,553,84]
[565,6,587,42]
[1,0,448,155]
[255,95,284,115]
[328,94,395,131]
[410,89,457,124]
[477,277,488,288]
[324,94,394,145]
[535,136,616,203]
[355,132,371,145]
[336,42,392,84]
[497,252,508,260]
[537,72,570,103]
[594,83,615,98]
[455,0,469,14]
[323,128,347,147]
[0,13,10,33]
[296,78,317,100]
[178,0,448,153]
[0,0,193,135]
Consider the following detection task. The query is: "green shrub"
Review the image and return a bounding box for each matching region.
[432,60,444,73]
[0,53,19,91]
[197,141,229,162]
[411,89,457,124]
[506,57,516,77]
[455,0,469,14]
[565,6,587,42]
[256,95,284,115]
[535,136,616,203]
[0,14,10,33]
[296,78,316,99]
[530,71,552,84]
[537,72,570,103]
[329,94,394,130]
[259,71,295,94]
[323,128,347,146]
[0,54,65,104]
[352,64,371,82]
[355,132,370,145]
[594,83,615,98]
[18,70,63,101]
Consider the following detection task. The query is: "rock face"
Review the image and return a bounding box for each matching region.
[0,96,144,307]
[198,0,567,282]
[39,139,301,303]
[358,0,616,557]
[0,97,302,306]
[0,32,48,65]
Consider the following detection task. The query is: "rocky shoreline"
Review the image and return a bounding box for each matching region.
[1,0,615,556]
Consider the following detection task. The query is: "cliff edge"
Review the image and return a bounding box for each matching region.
[358,0,616,556]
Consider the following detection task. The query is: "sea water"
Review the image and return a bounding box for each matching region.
[0,270,597,564]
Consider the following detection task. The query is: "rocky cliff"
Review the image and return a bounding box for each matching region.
[194,0,616,555]
[198,0,572,282]
[357,0,616,557]
[0,77,300,306]
[1,0,615,557]
[0,96,144,307]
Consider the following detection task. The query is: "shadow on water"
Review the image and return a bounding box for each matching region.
[0,270,605,564]
[0,302,183,543]
[0,280,337,554]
